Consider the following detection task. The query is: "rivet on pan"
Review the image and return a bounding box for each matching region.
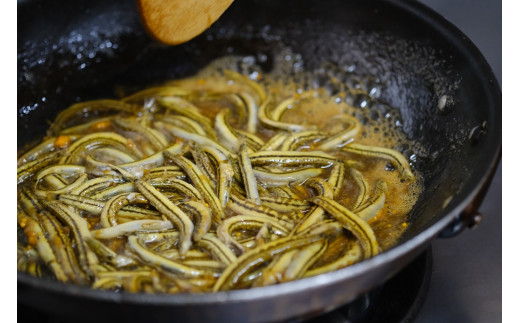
[468,212,483,229]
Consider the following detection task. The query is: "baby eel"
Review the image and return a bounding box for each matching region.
[86,143,183,180]
[34,174,88,199]
[127,236,213,278]
[91,220,174,240]
[356,180,387,222]
[260,132,291,151]
[18,137,57,166]
[259,196,312,212]
[234,129,264,152]
[157,123,233,156]
[59,118,113,136]
[238,143,261,205]
[49,99,136,135]
[328,161,346,198]
[35,165,85,182]
[291,178,334,234]
[236,91,259,133]
[265,186,301,199]
[159,248,209,260]
[18,188,82,282]
[253,167,324,187]
[34,167,88,198]
[22,217,69,282]
[348,168,370,210]
[309,196,380,259]
[99,192,150,228]
[190,143,218,188]
[258,97,307,132]
[136,230,180,244]
[69,176,126,196]
[178,201,212,241]
[316,115,361,151]
[85,156,140,179]
[91,147,137,164]
[201,146,234,207]
[280,130,326,151]
[224,70,267,104]
[59,132,142,165]
[253,250,298,287]
[113,118,169,151]
[249,150,337,168]
[118,143,183,175]
[158,96,216,140]
[165,154,225,224]
[121,86,193,103]
[182,260,225,271]
[304,243,363,278]
[294,220,343,237]
[85,238,136,268]
[214,108,241,152]
[214,92,248,127]
[227,190,298,222]
[17,153,61,185]
[44,201,99,277]
[134,180,195,254]
[342,143,414,180]
[149,177,203,200]
[161,115,208,136]
[283,240,328,281]
[143,166,186,181]
[87,182,136,200]
[213,234,325,291]
[217,214,292,254]
[197,233,238,266]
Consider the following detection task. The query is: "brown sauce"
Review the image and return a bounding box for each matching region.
[17,56,423,293]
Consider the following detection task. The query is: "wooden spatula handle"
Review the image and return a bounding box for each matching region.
[137,0,234,45]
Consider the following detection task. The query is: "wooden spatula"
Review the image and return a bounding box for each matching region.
[137,0,234,45]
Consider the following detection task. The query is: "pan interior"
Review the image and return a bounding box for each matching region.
[18,0,500,299]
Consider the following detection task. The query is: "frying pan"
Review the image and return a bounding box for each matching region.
[17,0,502,322]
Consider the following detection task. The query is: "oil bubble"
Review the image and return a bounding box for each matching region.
[385,163,396,171]
[352,94,371,109]
[369,85,382,98]
[438,95,447,111]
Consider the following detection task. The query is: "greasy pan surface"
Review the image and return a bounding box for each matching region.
[17,0,501,322]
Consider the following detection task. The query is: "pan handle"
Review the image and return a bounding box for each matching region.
[438,211,483,238]
[438,153,500,238]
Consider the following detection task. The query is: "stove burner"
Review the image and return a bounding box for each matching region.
[18,248,432,323]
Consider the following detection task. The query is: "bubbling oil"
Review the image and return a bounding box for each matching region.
[162,54,423,250]
[17,52,424,291]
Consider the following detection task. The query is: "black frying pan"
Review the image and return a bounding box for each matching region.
[17,0,501,322]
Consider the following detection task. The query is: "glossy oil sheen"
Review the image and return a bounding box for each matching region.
[17,0,501,322]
